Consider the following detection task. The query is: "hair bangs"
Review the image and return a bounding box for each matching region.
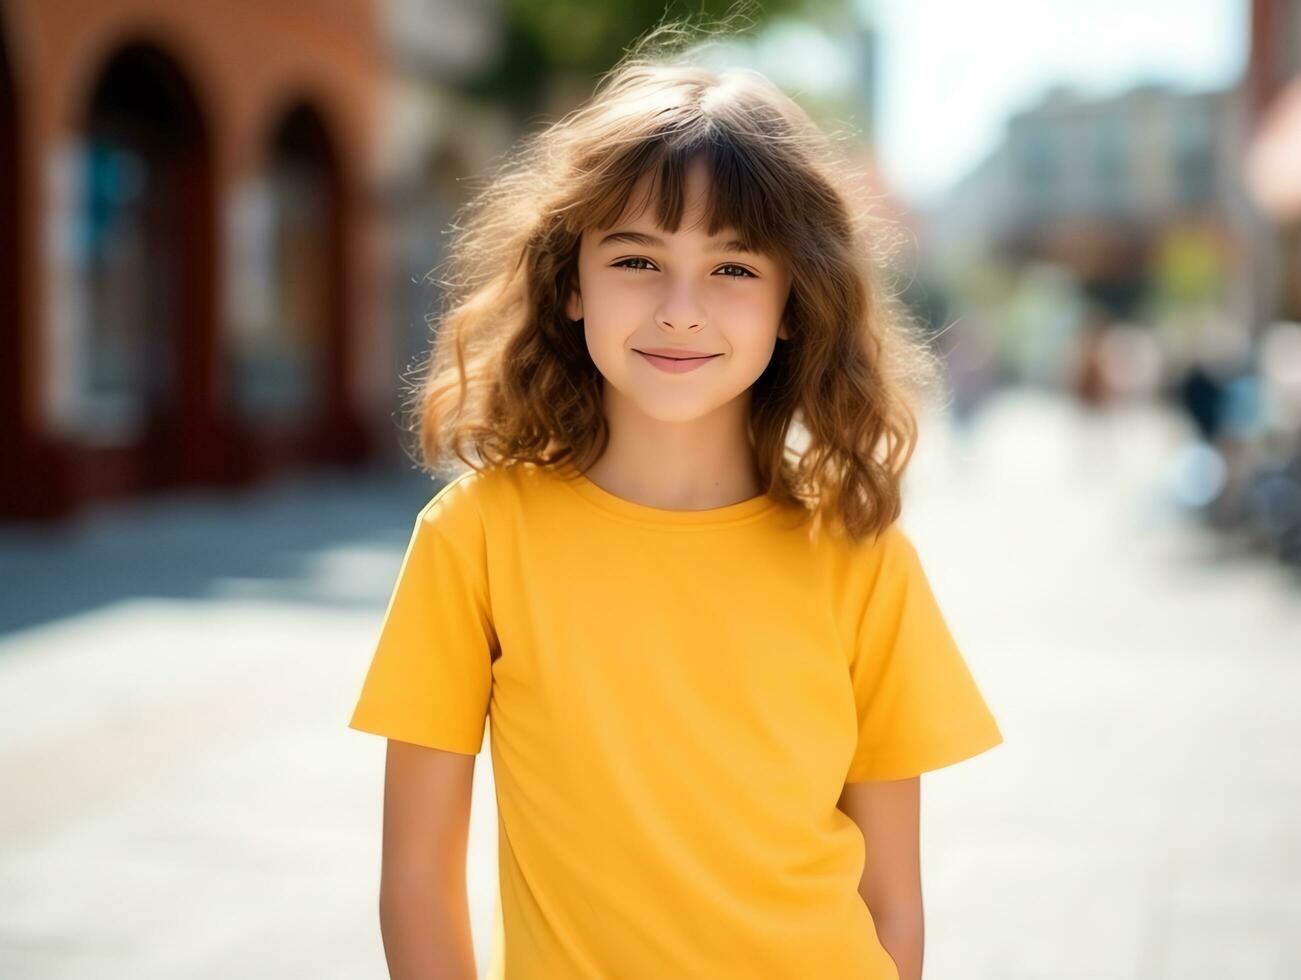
[574,125,792,262]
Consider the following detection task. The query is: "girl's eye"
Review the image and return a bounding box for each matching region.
[611,258,756,279]
[716,264,756,279]
[613,257,656,272]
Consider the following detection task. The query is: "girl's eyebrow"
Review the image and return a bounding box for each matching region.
[596,229,756,254]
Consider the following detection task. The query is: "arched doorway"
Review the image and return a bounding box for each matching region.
[230,100,353,472]
[74,41,215,494]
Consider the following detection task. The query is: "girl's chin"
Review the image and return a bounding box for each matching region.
[628,395,749,426]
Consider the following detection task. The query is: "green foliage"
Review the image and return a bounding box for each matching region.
[462,0,843,115]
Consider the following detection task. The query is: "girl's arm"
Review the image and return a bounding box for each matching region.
[378,738,479,980]
[837,777,924,980]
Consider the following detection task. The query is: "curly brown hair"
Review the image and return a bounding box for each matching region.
[410,14,945,544]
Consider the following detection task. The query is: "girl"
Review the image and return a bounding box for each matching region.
[349,15,1003,980]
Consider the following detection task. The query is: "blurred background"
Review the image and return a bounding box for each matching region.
[1,0,1298,977]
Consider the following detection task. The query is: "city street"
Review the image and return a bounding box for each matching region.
[2,387,1298,978]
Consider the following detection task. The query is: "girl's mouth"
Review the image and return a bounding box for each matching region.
[634,350,722,374]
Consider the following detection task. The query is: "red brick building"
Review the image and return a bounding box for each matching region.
[1,0,387,519]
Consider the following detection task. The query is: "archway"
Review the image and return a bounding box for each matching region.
[229,99,352,470]
[76,41,214,489]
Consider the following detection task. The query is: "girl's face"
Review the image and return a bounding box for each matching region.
[565,159,792,425]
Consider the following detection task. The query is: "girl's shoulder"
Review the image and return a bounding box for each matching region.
[807,510,909,565]
[418,465,497,538]
[419,461,534,531]
[807,515,930,606]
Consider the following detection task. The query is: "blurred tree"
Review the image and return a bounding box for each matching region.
[462,0,844,119]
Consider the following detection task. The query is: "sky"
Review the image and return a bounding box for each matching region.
[850,0,1248,208]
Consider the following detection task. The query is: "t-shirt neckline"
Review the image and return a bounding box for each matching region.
[550,461,778,528]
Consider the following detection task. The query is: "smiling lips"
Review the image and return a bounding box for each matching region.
[634,348,722,374]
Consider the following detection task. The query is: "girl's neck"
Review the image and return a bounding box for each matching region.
[582,387,764,512]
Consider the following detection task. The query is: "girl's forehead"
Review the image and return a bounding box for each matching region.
[586,216,746,244]
[589,181,744,243]
[626,158,712,214]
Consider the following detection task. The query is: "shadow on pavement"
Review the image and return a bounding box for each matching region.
[0,462,443,637]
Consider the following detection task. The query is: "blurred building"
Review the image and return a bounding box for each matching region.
[0,0,504,521]
[0,0,381,519]
[928,81,1253,323]
[372,0,508,442]
[1244,0,1301,326]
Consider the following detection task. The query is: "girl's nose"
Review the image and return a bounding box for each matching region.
[656,315,703,332]
[655,280,705,332]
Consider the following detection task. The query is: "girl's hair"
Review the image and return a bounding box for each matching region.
[411,11,945,543]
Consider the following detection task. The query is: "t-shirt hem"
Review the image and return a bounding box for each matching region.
[347,713,484,756]
[844,722,1004,782]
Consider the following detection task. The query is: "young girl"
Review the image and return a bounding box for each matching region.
[349,17,1003,980]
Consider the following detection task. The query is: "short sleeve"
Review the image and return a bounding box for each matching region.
[347,475,498,755]
[845,523,1003,782]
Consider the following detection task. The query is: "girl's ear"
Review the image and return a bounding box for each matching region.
[777,320,790,341]
[565,286,583,322]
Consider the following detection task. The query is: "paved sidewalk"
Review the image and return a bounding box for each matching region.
[1,389,1297,978]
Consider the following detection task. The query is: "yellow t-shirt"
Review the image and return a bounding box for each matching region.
[349,460,1003,978]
